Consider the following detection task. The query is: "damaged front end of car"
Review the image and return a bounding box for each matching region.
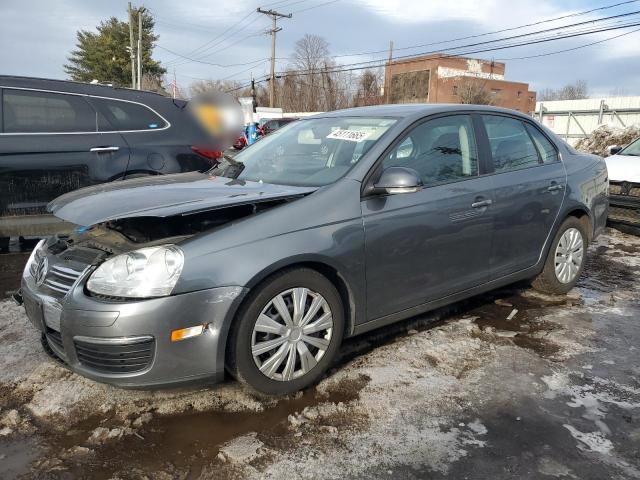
[18,172,316,387]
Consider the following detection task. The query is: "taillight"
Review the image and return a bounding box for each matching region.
[191,146,223,162]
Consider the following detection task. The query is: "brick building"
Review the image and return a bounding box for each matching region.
[383,55,536,113]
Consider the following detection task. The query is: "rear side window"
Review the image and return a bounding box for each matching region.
[2,89,97,133]
[525,123,559,164]
[482,115,540,172]
[91,98,167,131]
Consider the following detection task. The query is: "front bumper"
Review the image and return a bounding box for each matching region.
[608,181,640,226]
[21,270,247,388]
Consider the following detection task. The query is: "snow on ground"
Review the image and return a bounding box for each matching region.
[0,228,639,479]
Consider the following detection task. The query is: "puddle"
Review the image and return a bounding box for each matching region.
[579,244,640,294]
[28,380,367,479]
[467,290,566,357]
[0,436,43,480]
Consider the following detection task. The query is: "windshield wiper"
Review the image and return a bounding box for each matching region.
[224,154,242,165]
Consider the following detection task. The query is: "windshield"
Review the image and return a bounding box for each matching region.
[210,116,397,186]
[620,137,640,156]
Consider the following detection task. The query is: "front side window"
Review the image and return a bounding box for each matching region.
[620,137,640,156]
[482,115,540,172]
[2,89,97,133]
[525,123,558,164]
[210,116,397,187]
[383,115,478,186]
[91,98,167,131]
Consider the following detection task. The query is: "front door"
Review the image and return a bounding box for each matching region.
[478,114,566,277]
[0,88,130,226]
[361,114,494,320]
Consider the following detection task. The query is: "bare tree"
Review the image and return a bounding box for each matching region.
[353,69,383,106]
[289,34,331,111]
[457,77,496,105]
[538,80,588,101]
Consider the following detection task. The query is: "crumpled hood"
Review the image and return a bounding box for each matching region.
[48,171,317,226]
[605,154,640,183]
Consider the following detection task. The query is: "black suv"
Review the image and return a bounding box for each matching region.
[0,76,220,246]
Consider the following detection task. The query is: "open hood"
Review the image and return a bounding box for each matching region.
[48,171,317,227]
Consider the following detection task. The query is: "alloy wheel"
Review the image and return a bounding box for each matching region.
[251,288,334,381]
[554,227,584,284]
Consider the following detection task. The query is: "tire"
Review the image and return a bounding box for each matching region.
[227,268,344,395]
[532,217,587,295]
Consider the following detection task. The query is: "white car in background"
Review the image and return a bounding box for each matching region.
[606,137,640,226]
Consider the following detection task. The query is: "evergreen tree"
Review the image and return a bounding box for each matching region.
[64,9,165,87]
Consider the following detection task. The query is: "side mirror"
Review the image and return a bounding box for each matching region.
[608,145,623,155]
[373,167,423,194]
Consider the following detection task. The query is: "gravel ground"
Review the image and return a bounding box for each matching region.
[0,228,639,479]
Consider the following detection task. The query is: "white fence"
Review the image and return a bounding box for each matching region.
[535,97,640,145]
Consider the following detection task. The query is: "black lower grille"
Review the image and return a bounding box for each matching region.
[45,328,64,352]
[74,338,154,374]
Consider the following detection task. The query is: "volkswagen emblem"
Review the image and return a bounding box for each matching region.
[34,257,48,286]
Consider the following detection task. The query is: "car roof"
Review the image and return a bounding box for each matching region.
[311,103,533,121]
[0,75,177,103]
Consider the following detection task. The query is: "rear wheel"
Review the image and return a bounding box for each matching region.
[227,268,344,395]
[532,217,587,294]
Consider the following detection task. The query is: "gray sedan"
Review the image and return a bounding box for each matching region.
[17,104,609,395]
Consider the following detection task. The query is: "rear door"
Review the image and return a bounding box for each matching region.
[478,114,566,278]
[0,88,130,223]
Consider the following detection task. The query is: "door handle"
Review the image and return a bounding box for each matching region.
[471,199,493,208]
[90,146,120,153]
[547,184,564,192]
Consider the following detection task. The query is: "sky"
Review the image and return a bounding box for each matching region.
[1,0,639,97]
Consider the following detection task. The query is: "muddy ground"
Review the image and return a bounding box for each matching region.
[0,228,639,479]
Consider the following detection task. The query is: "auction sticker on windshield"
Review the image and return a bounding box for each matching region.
[326,129,372,142]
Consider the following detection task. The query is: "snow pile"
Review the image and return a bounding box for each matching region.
[575,125,640,157]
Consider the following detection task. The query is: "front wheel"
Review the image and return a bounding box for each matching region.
[227,268,344,395]
[532,217,587,295]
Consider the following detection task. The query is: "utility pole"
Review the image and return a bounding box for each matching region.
[250,76,257,113]
[257,7,292,108]
[137,7,145,90]
[128,2,136,89]
[385,40,394,104]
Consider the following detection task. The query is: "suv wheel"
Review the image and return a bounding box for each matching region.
[532,217,587,295]
[227,268,344,395]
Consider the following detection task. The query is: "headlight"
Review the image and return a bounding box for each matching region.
[25,239,47,277]
[87,245,184,298]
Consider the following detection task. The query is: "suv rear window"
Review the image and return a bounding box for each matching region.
[91,98,167,131]
[2,89,97,133]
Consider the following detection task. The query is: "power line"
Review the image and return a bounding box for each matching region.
[273,20,640,78]
[279,10,640,75]
[292,0,341,13]
[155,46,269,68]
[495,24,640,60]
[322,0,640,60]
[163,10,258,66]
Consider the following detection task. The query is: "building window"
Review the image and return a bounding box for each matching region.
[517,91,522,97]
[453,85,458,95]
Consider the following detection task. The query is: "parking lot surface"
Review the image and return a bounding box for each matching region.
[0,228,639,479]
